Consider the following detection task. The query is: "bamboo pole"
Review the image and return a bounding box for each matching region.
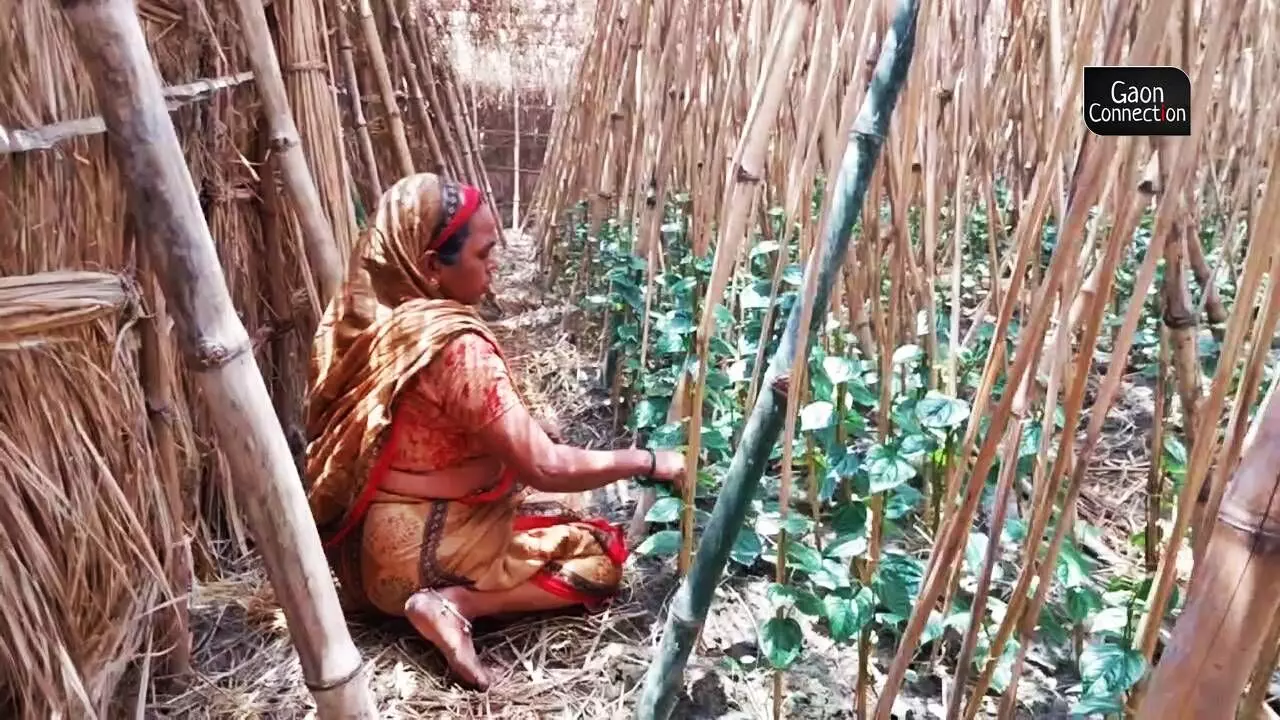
[387,0,447,174]
[513,86,522,228]
[136,239,192,686]
[330,1,382,206]
[57,1,376,715]
[1242,612,1280,719]
[231,0,344,307]
[633,0,921,713]
[1136,372,1280,720]
[356,0,414,177]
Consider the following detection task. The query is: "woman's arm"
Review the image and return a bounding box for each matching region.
[402,332,683,495]
[475,400,657,493]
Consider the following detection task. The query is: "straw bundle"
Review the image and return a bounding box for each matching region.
[0,272,181,718]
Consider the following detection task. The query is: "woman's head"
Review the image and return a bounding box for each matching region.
[362,173,498,307]
[423,197,499,305]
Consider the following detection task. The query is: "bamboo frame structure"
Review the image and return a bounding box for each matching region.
[53,0,376,715]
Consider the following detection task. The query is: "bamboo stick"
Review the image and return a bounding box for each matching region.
[678,0,815,574]
[633,0,921,713]
[387,1,447,174]
[1242,612,1280,720]
[1136,371,1280,719]
[232,0,344,306]
[135,238,192,686]
[513,86,522,228]
[356,0,414,176]
[56,0,376,715]
[0,72,253,155]
[330,0,382,207]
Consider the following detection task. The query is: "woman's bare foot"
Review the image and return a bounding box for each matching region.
[404,589,490,690]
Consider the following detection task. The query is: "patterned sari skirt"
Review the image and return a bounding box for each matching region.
[329,469,629,616]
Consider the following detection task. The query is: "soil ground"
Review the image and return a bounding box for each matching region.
[149,230,1170,719]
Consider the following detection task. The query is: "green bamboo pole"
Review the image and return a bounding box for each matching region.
[632,1,921,716]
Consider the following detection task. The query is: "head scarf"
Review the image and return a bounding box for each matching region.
[304,173,492,539]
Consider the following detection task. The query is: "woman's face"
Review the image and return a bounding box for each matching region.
[427,205,499,305]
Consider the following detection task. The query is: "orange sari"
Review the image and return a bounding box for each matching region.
[304,173,627,618]
[327,331,628,615]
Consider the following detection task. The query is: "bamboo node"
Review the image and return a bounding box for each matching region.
[145,399,177,423]
[1161,305,1198,330]
[192,336,253,370]
[269,132,301,152]
[852,127,885,142]
[1217,501,1280,552]
[771,374,791,398]
[735,164,761,183]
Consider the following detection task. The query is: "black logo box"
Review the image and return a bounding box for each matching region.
[1084,66,1191,137]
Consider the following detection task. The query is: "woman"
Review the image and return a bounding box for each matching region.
[303,173,686,690]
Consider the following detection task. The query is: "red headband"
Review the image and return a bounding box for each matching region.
[430,183,483,251]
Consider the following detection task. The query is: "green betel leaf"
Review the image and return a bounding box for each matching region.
[1072,642,1147,716]
[891,343,922,366]
[739,284,772,310]
[1056,539,1094,589]
[760,617,804,669]
[669,276,697,295]
[809,557,852,591]
[645,496,684,523]
[730,527,763,566]
[650,422,684,449]
[849,377,880,407]
[915,390,971,429]
[825,531,869,561]
[831,502,868,535]
[782,515,815,537]
[786,542,826,575]
[865,443,918,494]
[874,553,925,618]
[823,586,875,643]
[751,240,780,257]
[713,304,735,329]
[1069,693,1124,718]
[822,356,857,385]
[635,530,682,558]
[766,583,823,617]
[632,398,669,429]
[800,400,836,432]
[656,331,685,354]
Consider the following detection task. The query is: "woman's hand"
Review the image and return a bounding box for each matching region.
[650,450,689,494]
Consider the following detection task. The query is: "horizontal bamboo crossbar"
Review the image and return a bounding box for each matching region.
[0,271,138,347]
[0,72,253,155]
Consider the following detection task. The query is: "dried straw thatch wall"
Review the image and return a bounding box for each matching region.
[0,0,334,714]
[0,0,578,714]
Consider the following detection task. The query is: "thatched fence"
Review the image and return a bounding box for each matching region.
[0,0,569,715]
